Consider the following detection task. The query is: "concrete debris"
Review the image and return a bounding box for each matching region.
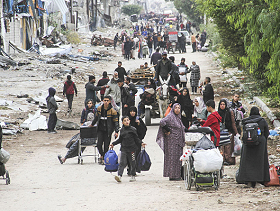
[20,110,48,131]
[56,119,80,130]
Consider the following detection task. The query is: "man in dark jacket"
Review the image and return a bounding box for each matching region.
[155,51,172,85]
[110,116,146,182]
[46,87,58,133]
[91,96,119,164]
[97,71,110,101]
[85,75,108,106]
[124,37,132,60]
[114,33,119,50]
[124,76,137,105]
[63,75,78,113]
[118,79,134,117]
[150,48,162,69]
[115,61,127,81]
[169,56,179,88]
[202,77,214,104]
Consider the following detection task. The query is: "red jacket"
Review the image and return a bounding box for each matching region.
[201,111,222,146]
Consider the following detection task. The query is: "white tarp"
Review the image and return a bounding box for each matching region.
[43,0,68,15]
[20,110,48,131]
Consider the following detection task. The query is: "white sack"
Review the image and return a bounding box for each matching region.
[193,148,223,173]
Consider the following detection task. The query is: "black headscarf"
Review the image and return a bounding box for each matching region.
[250,106,260,116]
[218,99,230,123]
[218,98,233,132]
[128,106,137,126]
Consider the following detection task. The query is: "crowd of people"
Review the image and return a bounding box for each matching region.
[113,19,203,61]
[48,50,270,186]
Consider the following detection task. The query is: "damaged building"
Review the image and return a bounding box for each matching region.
[0,0,123,55]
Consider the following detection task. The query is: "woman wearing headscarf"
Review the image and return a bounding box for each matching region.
[218,99,239,165]
[128,106,147,173]
[237,107,270,188]
[80,99,95,125]
[193,97,207,120]
[175,87,193,128]
[156,103,185,180]
[189,61,200,94]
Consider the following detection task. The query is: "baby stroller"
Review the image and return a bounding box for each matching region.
[0,126,10,185]
[183,127,222,191]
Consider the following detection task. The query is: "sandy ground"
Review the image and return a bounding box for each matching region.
[1,45,280,211]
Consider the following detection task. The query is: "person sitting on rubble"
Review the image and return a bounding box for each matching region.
[137,85,155,118]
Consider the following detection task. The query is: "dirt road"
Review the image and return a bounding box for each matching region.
[1,45,279,210]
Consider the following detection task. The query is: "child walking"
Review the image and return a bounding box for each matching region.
[46,87,58,133]
[110,116,146,182]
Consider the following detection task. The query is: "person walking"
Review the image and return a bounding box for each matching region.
[218,99,239,165]
[128,106,147,162]
[85,75,107,106]
[117,79,134,117]
[175,88,193,128]
[124,37,132,60]
[114,33,119,50]
[150,48,162,69]
[46,87,58,134]
[63,75,77,114]
[90,96,119,165]
[156,103,186,181]
[169,56,180,88]
[104,72,121,106]
[230,93,245,134]
[114,61,127,81]
[202,77,214,104]
[124,76,138,106]
[110,116,146,183]
[97,71,110,101]
[147,37,153,58]
[177,58,189,88]
[237,107,270,188]
[197,100,222,147]
[189,61,200,94]
[155,51,172,84]
[191,33,196,52]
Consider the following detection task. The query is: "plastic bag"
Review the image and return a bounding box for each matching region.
[137,149,151,172]
[0,148,10,164]
[264,165,280,186]
[164,104,172,117]
[195,135,215,150]
[193,148,223,173]
[232,136,242,157]
[180,149,192,161]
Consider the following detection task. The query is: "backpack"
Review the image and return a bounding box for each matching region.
[136,149,151,172]
[65,81,74,95]
[104,149,119,172]
[242,119,262,146]
[233,108,243,122]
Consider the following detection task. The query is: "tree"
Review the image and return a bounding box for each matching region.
[173,0,203,24]
[196,0,280,97]
[121,4,143,17]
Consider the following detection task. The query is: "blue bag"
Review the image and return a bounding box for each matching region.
[137,149,151,172]
[104,149,119,172]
